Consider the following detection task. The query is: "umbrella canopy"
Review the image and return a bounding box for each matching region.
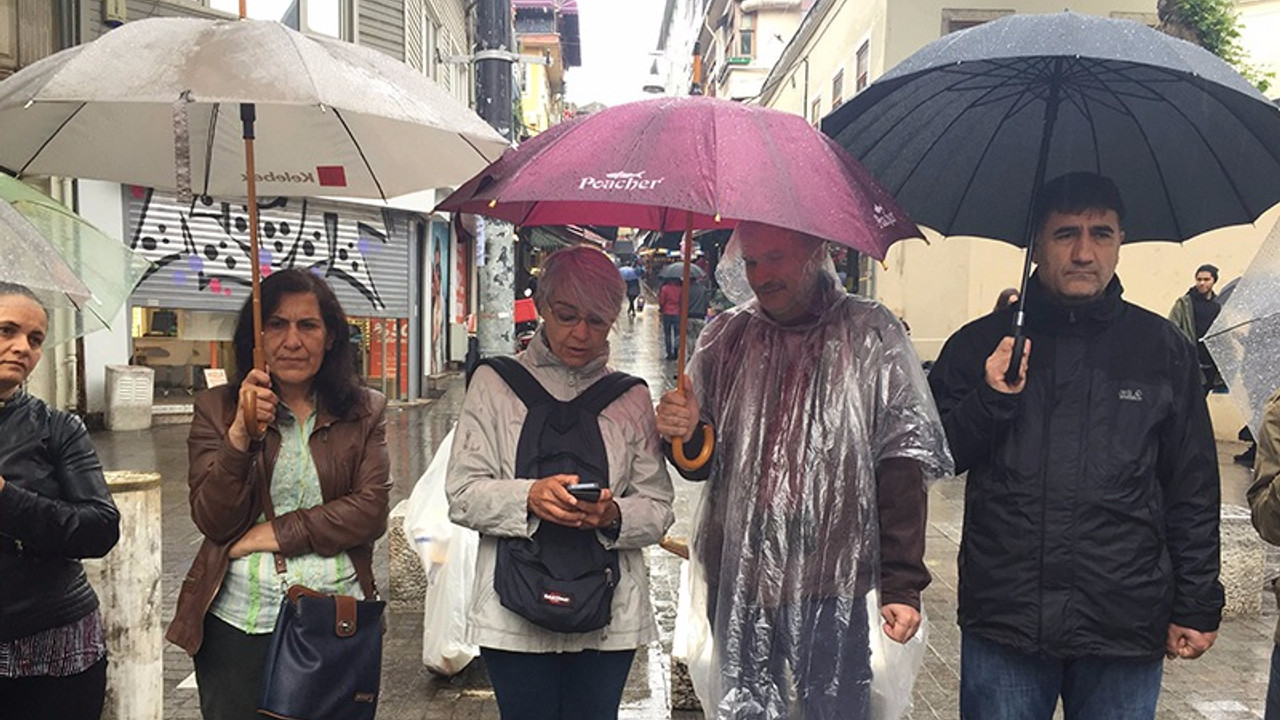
[0,17,507,199]
[439,96,920,471]
[0,175,151,337]
[659,263,705,280]
[823,11,1280,246]
[1205,218,1280,436]
[437,95,921,259]
[618,265,640,282]
[0,200,90,305]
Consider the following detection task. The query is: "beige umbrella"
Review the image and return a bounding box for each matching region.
[0,13,507,430]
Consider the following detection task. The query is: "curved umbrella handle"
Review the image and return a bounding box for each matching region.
[671,424,714,472]
[239,386,267,441]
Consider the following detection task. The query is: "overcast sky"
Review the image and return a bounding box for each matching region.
[564,0,668,107]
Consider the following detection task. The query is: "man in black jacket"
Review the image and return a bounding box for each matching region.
[928,173,1223,720]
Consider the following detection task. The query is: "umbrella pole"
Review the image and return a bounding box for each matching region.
[1005,66,1062,386]
[671,215,714,472]
[240,101,267,437]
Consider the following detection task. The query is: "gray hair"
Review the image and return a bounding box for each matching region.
[534,245,626,325]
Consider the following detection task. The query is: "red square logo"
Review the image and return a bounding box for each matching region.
[316,165,347,187]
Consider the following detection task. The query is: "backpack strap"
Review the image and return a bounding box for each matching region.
[479,357,555,409]
[572,372,647,417]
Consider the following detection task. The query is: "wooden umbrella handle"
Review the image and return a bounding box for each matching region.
[671,425,715,472]
[672,215,713,473]
[239,103,267,442]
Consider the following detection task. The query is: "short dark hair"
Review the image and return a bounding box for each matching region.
[1032,172,1126,237]
[0,282,48,318]
[231,269,361,416]
[1196,264,1219,281]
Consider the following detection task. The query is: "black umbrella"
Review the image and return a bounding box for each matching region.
[659,262,707,280]
[823,11,1280,379]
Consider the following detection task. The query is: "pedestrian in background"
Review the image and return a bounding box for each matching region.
[656,223,951,718]
[994,287,1019,311]
[447,245,674,720]
[1168,263,1224,395]
[929,173,1223,720]
[167,269,391,720]
[1248,387,1280,720]
[0,282,120,720]
[658,277,682,360]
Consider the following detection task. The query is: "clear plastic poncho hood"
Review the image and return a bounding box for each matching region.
[685,240,953,718]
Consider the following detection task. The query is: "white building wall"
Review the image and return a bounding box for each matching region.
[78,179,133,414]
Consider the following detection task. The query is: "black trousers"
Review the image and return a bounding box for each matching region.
[481,646,636,720]
[0,655,108,720]
[193,614,273,720]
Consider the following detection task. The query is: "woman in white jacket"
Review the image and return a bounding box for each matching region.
[446,245,675,720]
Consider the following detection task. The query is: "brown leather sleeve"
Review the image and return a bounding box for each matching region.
[187,387,261,545]
[877,456,930,610]
[273,391,392,558]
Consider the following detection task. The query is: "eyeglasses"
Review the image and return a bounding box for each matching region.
[548,304,612,332]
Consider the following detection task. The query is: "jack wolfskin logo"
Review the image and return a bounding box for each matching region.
[542,591,574,606]
[1119,389,1144,402]
[579,170,665,192]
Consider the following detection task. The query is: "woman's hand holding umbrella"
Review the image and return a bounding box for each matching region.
[229,368,276,448]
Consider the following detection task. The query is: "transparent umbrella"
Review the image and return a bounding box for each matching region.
[0,175,152,340]
[0,200,93,344]
[1205,216,1280,436]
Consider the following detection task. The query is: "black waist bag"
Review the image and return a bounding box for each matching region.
[480,357,645,634]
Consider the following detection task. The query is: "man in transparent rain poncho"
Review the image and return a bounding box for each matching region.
[657,222,953,719]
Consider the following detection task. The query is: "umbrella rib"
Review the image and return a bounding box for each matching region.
[18,102,87,178]
[1059,60,1187,238]
[202,103,220,198]
[331,108,387,201]
[1204,311,1280,339]
[934,59,1056,239]
[1101,66,1249,237]
[1110,58,1280,189]
[852,61,1025,166]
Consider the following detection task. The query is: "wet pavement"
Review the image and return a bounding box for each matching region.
[87,304,1275,720]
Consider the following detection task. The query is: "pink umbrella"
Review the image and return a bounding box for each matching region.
[438,96,921,469]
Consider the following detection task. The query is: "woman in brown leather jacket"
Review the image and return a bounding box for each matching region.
[166,269,391,720]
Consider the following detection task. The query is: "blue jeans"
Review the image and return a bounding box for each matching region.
[960,632,1163,720]
[480,647,635,720]
[661,314,680,358]
[1266,643,1280,720]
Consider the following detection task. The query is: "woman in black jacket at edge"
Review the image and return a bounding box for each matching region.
[0,282,121,720]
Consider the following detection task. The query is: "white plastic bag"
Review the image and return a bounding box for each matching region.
[404,428,480,676]
[677,568,927,719]
[868,590,928,720]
